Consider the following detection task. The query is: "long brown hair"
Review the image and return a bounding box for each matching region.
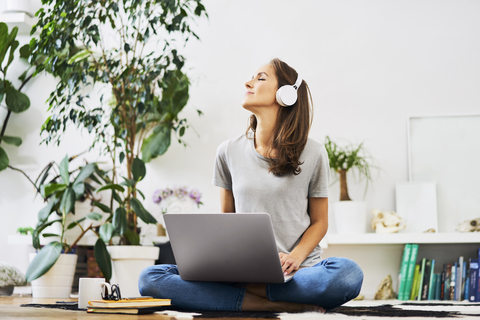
[247,58,313,176]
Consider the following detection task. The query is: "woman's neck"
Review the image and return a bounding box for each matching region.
[254,115,277,158]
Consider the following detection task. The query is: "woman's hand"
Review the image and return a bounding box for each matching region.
[279,252,303,275]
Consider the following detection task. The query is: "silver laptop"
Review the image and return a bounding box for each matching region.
[163,212,295,283]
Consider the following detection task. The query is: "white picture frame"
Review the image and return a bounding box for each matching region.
[396,181,438,233]
[407,114,480,232]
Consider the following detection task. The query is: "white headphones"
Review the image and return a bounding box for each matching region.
[276,74,303,107]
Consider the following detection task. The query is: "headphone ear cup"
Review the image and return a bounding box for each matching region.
[276,85,298,107]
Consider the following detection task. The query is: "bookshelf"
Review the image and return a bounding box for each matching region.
[321,233,479,299]
[325,233,480,245]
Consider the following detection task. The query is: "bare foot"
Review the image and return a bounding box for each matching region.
[241,292,325,313]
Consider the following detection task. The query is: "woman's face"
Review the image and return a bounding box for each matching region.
[242,64,279,111]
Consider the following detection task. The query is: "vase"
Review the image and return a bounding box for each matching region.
[333,201,368,234]
[29,253,78,298]
[107,245,159,297]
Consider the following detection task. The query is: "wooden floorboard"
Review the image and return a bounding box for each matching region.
[0,296,273,320]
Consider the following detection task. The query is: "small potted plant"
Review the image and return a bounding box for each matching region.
[324,136,377,234]
[26,154,112,298]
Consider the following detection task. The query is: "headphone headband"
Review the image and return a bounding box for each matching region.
[293,74,302,90]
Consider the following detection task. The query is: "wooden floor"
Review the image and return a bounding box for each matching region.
[0,296,272,320]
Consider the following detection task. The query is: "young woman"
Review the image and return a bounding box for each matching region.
[139,58,363,312]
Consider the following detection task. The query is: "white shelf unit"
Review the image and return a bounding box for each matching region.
[0,12,37,35]
[325,232,480,245]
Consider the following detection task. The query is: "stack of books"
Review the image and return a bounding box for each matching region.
[87,297,171,314]
[397,244,480,302]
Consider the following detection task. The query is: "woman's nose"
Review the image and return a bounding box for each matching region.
[245,79,253,88]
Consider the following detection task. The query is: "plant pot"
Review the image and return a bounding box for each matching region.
[107,246,160,297]
[333,201,368,234]
[29,253,78,298]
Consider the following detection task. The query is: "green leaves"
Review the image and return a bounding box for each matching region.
[130,197,157,224]
[96,183,125,194]
[0,23,18,74]
[0,147,8,171]
[113,207,127,235]
[94,238,112,281]
[5,86,30,113]
[99,223,114,243]
[25,241,63,282]
[0,135,22,146]
[132,158,146,182]
[74,163,96,186]
[60,187,76,215]
[59,155,70,184]
[67,49,91,64]
[324,136,377,200]
[141,124,171,163]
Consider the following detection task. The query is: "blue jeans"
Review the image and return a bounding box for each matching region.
[138,257,363,311]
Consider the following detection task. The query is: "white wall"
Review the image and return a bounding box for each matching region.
[1,0,479,298]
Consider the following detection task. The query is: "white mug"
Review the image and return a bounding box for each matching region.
[78,277,106,309]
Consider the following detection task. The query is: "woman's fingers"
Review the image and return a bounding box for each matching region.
[280,255,299,274]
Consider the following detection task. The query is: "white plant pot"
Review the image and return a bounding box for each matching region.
[29,253,78,298]
[107,246,159,298]
[333,201,368,234]
[6,0,31,14]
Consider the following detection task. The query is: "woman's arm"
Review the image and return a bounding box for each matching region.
[220,188,236,213]
[280,197,328,275]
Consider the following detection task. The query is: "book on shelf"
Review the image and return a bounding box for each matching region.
[421,259,432,300]
[397,243,412,300]
[404,244,419,300]
[410,264,421,300]
[456,256,464,301]
[87,306,166,314]
[416,258,426,301]
[434,273,442,300]
[440,270,445,300]
[427,259,436,300]
[88,298,171,308]
[444,263,453,300]
[477,248,480,302]
[451,263,457,301]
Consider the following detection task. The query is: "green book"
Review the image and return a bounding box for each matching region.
[398,244,413,300]
[403,244,419,300]
[428,259,436,300]
[435,273,442,300]
[410,264,421,300]
[417,258,427,301]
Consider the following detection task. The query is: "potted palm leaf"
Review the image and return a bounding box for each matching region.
[26,155,112,298]
[29,0,207,296]
[324,136,377,234]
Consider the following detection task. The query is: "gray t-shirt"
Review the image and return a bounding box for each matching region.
[212,133,329,266]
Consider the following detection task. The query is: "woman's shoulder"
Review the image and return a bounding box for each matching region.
[217,134,250,154]
[304,137,327,156]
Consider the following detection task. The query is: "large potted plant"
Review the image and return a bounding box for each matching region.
[29,0,207,296]
[26,154,112,298]
[324,136,377,234]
